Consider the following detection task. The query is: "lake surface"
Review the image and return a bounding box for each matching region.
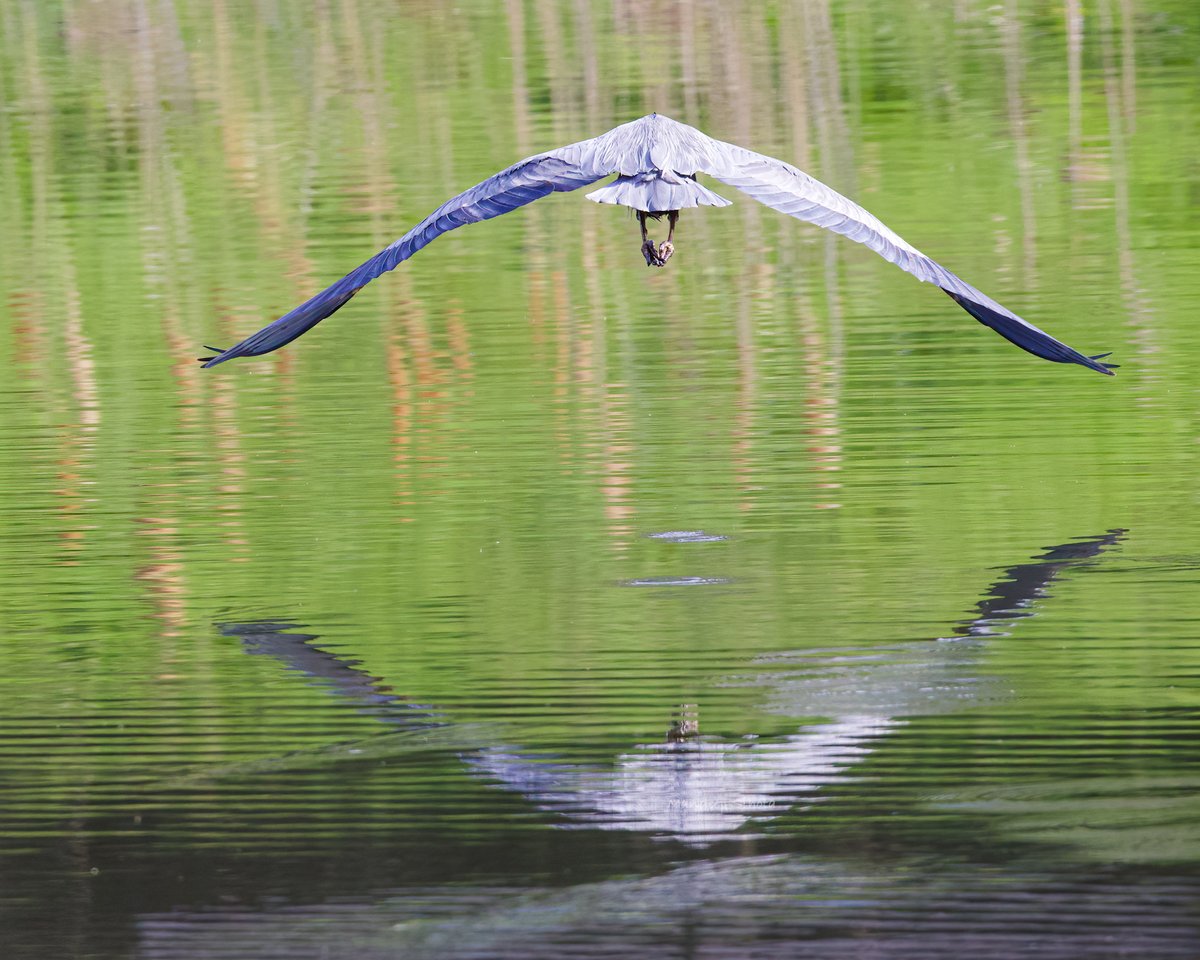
[3,1,1200,957]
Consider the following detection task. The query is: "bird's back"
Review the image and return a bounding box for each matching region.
[578,114,733,212]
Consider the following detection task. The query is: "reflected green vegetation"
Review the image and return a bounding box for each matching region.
[1,1,1200,956]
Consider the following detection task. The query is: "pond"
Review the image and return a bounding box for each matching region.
[2,2,1200,957]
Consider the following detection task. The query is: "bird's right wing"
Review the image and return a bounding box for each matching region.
[201,147,607,367]
[699,141,1116,375]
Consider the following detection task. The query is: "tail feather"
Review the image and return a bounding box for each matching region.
[586,173,731,211]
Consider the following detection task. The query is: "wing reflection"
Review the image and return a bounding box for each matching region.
[221,529,1125,841]
[470,716,899,838]
[221,620,442,731]
[467,529,1126,838]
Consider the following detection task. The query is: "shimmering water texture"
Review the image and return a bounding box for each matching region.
[3,1,1200,958]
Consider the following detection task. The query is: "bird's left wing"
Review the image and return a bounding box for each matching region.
[698,140,1116,375]
[201,146,607,367]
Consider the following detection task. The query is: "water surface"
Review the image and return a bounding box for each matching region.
[2,2,1200,957]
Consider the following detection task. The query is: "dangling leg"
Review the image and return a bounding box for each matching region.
[657,211,678,266]
[639,211,662,267]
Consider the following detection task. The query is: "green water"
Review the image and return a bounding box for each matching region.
[2,1,1200,957]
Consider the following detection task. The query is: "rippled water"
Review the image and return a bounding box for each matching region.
[3,2,1200,957]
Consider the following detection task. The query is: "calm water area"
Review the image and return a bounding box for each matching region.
[3,1,1200,957]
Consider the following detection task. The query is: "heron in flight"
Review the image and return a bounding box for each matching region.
[199,114,1115,374]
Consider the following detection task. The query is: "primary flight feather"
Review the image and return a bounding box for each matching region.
[200,114,1115,375]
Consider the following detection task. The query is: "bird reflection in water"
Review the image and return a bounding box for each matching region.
[219,528,1125,842]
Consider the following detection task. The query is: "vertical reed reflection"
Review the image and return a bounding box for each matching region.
[1066,0,1084,186]
[123,3,193,625]
[0,0,1178,562]
[14,0,103,558]
[798,0,847,507]
[1098,0,1154,360]
[1000,0,1038,281]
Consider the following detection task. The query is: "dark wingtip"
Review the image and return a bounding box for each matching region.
[1089,352,1119,375]
[197,345,227,366]
[943,290,1116,376]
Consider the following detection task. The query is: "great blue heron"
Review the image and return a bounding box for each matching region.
[199,114,1115,374]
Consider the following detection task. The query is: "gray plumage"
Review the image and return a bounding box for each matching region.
[200,113,1115,374]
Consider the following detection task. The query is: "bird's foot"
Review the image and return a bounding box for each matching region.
[642,238,664,267]
[656,240,674,266]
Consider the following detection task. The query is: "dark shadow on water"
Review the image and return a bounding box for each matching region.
[136,855,1200,960]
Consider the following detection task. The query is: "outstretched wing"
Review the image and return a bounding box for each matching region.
[699,140,1116,375]
[201,149,607,367]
